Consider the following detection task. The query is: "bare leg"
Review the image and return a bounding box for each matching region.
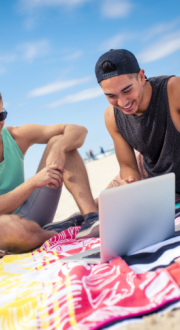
[37,138,56,173]
[0,214,57,254]
[63,150,98,216]
[36,138,98,216]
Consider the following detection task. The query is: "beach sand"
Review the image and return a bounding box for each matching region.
[53,153,180,330]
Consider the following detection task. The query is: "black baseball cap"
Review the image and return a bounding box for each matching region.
[95,49,141,84]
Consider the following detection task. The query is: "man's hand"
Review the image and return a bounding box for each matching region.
[30,165,64,189]
[119,176,138,186]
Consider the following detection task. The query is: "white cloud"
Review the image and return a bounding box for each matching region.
[28,76,92,97]
[17,0,91,29]
[48,86,103,108]
[19,0,90,11]
[0,40,50,68]
[64,51,83,61]
[143,18,180,41]
[0,54,17,64]
[102,0,133,18]
[137,31,180,64]
[100,33,126,51]
[18,39,50,62]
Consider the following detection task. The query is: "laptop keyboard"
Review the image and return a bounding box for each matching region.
[82,252,101,259]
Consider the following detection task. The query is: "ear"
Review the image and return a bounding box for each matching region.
[138,69,146,86]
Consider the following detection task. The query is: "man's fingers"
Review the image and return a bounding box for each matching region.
[120,177,136,185]
[48,164,65,173]
[120,180,128,185]
[50,170,64,184]
[127,176,137,183]
[47,181,59,189]
[49,178,62,188]
[50,171,64,187]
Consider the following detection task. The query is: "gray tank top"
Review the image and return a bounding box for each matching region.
[114,75,180,193]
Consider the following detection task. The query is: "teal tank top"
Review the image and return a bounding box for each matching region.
[0,127,24,214]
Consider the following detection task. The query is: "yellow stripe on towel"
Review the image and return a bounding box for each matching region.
[65,273,79,330]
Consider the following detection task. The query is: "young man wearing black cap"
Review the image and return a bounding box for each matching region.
[95,49,180,203]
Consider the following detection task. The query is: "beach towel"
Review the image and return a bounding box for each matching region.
[0,222,180,330]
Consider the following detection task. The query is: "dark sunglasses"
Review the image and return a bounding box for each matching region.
[0,109,8,122]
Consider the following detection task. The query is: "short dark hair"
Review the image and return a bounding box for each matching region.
[102,61,138,80]
[102,61,116,74]
[127,73,139,80]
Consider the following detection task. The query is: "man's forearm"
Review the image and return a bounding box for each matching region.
[0,179,36,215]
[45,124,88,169]
[57,124,88,152]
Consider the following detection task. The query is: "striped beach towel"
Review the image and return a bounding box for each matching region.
[0,218,180,330]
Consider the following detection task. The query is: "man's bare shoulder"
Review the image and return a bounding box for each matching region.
[104,105,114,120]
[6,125,33,154]
[104,105,120,136]
[168,76,180,88]
[168,76,180,107]
[6,125,29,139]
[6,126,19,137]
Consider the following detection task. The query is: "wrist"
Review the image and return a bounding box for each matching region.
[28,176,38,190]
[51,137,67,153]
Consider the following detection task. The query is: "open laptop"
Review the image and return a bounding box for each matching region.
[60,173,175,264]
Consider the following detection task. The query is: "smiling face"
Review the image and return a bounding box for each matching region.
[100,70,146,116]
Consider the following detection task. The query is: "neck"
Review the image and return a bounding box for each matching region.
[135,81,152,116]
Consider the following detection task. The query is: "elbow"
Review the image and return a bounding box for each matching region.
[80,125,88,138]
[78,125,88,147]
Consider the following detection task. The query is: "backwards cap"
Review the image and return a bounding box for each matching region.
[95,49,141,84]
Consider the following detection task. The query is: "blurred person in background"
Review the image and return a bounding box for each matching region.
[89,149,96,160]
[100,146,105,156]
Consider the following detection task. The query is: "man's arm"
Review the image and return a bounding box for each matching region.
[167,76,180,132]
[0,164,64,215]
[104,105,141,185]
[7,124,88,155]
[7,123,88,172]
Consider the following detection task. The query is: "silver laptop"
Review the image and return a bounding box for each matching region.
[60,173,175,264]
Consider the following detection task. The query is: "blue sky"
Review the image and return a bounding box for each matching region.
[1,0,180,179]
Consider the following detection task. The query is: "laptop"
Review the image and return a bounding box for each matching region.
[59,173,175,264]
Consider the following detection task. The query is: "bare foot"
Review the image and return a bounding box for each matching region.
[0,214,57,254]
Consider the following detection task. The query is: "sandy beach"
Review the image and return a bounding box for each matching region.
[53,153,180,330]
